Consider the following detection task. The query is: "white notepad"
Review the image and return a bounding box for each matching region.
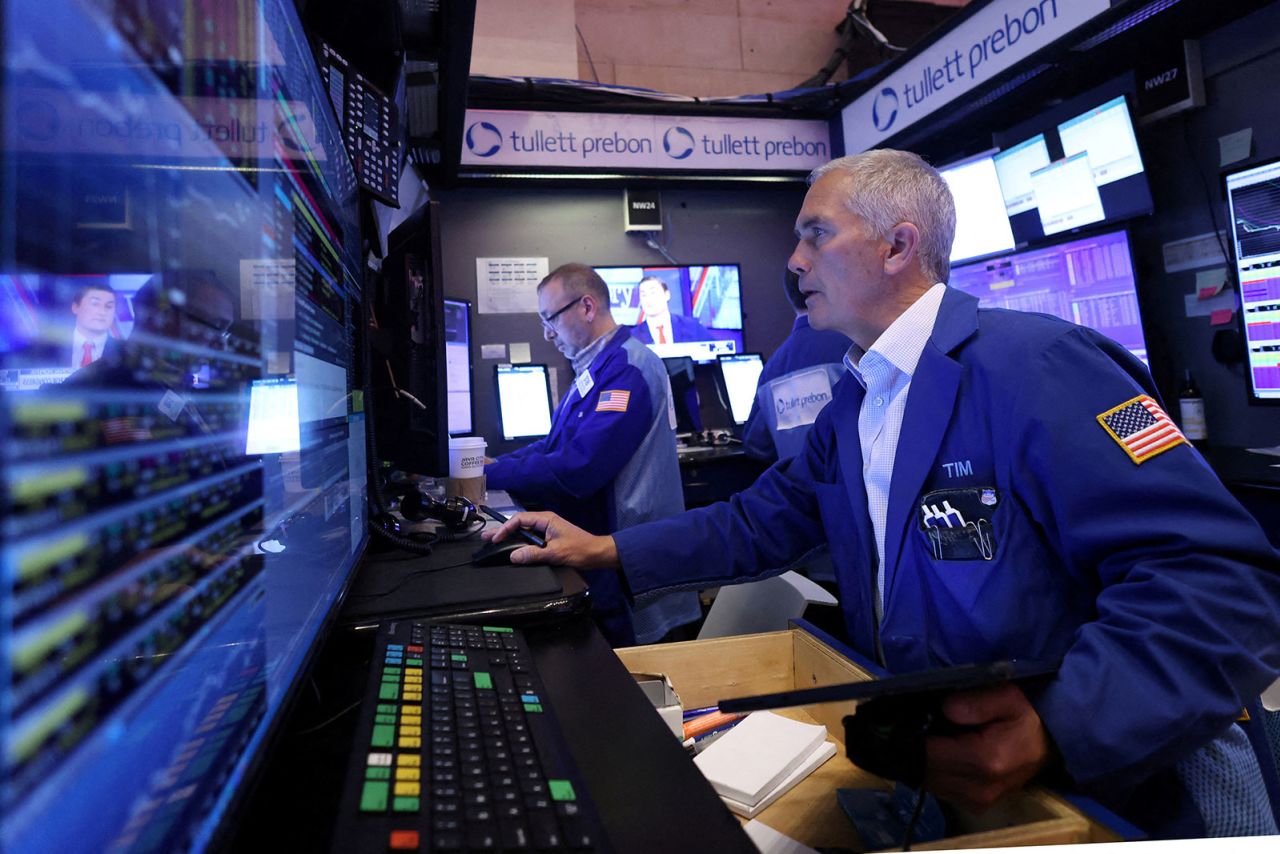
[721,740,837,818]
[693,711,828,805]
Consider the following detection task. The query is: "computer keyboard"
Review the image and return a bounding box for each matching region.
[333,621,605,852]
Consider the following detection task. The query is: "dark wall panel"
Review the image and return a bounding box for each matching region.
[432,184,807,453]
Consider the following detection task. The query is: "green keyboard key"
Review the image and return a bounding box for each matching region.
[451,654,467,662]
[378,683,400,701]
[392,796,420,813]
[548,779,576,802]
[360,780,389,812]
[371,724,395,747]
[482,626,514,633]
[376,704,398,714]
[523,703,543,713]
[365,766,391,780]
[405,658,423,667]
[473,672,493,690]
[374,714,396,724]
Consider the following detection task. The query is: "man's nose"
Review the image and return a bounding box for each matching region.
[543,325,555,341]
[788,246,810,277]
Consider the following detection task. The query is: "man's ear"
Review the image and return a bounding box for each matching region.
[883,221,921,276]
[581,294,597,321]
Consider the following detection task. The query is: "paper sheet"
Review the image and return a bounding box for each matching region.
[509,342,531,363]
[476,257,548,314]
[1219,128,1253,166]
[744,820,820,854]
[1195,268,1227,299]
[480,343,506,360]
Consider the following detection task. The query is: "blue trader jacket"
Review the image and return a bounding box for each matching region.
[742,314,852,463]
[614,288,1280,836]
[487,326,698,646]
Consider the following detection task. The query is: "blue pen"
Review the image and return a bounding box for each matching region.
[681,705,720,721]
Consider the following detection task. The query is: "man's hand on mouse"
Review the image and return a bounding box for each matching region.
[482,511,621,569]
[924,682,1051,813]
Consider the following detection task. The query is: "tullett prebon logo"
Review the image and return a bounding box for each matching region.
[465,121,502,157]
[662,126,695,160]
[872,87,899,133]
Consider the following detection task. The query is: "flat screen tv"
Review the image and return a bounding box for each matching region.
[948,228,1149,364]
[938,151,1017,265]
[993,77,1153,244]
[594,264,743,363]
[1223,156,1280,403]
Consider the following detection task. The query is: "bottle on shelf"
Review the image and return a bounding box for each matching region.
[1178,369,1209,445]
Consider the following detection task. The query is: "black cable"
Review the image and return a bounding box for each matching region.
[1181,114,1234,282]
[362,283,435,556]
[575,24,599,84]
[899,785,927,851]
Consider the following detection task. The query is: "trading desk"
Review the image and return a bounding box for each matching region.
[677,444,767,508]
[232,543,755,852]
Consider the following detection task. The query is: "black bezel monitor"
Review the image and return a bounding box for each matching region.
[948,227,1149,365]
[444,298,475,433]
[938,150,1017,265]
[593,263,744,363]
[716,352,765,425]
[993,77,1153,245]
[0,0,369,850]
[494,364,555,440]
[1223,155,1280,405]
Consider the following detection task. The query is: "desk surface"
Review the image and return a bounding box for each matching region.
[232,554,755,853]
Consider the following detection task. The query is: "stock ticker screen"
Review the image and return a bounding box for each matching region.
[1,1,367,851]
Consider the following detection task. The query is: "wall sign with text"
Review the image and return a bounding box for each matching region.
[460,109,831,173]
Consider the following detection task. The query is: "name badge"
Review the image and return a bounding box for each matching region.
[772,367,834,431]
[575,369,594,398]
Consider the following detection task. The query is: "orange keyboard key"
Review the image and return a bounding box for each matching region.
[388,829,419,850]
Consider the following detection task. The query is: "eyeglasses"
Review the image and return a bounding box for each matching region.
[539,295,583,330]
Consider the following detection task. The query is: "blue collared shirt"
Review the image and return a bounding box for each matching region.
[843,283,947,616]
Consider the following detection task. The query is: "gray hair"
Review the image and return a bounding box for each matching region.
[809,150,956,283]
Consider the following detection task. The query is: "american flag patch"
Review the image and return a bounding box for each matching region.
[1096,395,1187,464]
[596,389,631,412]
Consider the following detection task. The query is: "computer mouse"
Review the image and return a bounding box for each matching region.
[470,539,527,567]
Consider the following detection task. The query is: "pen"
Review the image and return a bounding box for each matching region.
[682,705,720,720]
[478,505,547,548]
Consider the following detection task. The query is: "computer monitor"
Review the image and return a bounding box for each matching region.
[948,228,1149,364]
[1,1,367,851]
[993,77,1153,245]
[495,364,555,440]
[1223,156,1280,404]
[662,355,702,433]
[444,298,474,433]
[717,353,765,425]
[594,264,744,363]
[938,151,1017,264]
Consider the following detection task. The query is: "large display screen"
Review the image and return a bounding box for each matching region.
[938,152,1017,264]
[444,299,473,433]
[1224,157,1280,402]
[718,353,765,425]
[495,364,554,440]
[949,229,1149,364]
[594,264,744,363]
[1,1,366,851]
[994,82,1153,244]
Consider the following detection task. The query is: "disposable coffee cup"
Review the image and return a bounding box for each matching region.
[447,436,487,504]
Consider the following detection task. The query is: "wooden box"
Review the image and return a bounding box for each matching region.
[615,626,1121,851]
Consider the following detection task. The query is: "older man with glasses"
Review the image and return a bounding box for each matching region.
[484,263,701,647]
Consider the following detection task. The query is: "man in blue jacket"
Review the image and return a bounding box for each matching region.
[487,152,1280,837]
[485,263,700,647]
[742,268,851,464]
